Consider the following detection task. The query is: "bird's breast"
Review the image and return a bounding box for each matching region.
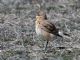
[35,25,42,35]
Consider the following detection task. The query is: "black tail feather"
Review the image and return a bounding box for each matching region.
[55,33,63,38]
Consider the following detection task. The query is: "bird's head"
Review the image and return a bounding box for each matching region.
[36,10,47,20]
[36,16,44,21]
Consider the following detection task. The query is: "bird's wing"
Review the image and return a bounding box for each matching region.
[40,20,58,34]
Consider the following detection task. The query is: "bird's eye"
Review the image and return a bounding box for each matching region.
[40,17,41,18]
[39,22,40,24]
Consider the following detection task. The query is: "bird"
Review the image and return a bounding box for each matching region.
[35,10,69,51]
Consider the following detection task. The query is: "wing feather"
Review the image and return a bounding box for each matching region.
[40,21,58,34]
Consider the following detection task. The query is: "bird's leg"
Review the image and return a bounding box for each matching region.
[45,40,49,51]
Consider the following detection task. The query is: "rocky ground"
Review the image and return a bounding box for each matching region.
[0,0,80,60]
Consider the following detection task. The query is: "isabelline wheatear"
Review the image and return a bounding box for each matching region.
[35,10,69,50]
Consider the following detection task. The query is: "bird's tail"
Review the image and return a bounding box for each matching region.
[54,28,70,38]
[58,30,70,37]
[55,33,63,38]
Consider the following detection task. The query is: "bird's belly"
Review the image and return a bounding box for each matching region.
[35,27,42,35]
[36,26,50,36]
[35,26,54,41]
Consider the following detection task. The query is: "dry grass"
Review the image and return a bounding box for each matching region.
[0,0,80,60]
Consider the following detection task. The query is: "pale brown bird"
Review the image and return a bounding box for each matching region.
[35,10,69,50]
